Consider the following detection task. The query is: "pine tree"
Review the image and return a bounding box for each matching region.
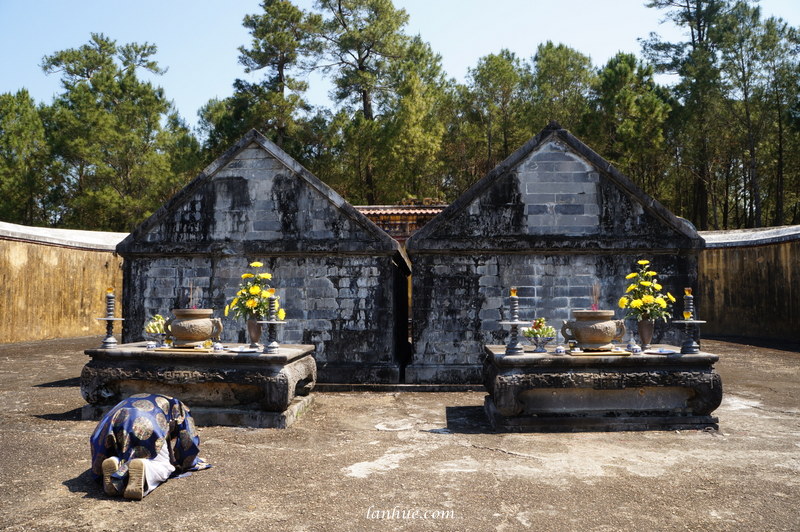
[0,90,50,225]
[42,33,200,231]
[524,41,594,132]
[316,0,409,204]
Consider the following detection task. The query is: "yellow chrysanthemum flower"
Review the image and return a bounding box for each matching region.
[626,284,636,293]
[630,299,644,308]
[653,283,662,290]
[642,294,655,304]
[246,298,258,309]
[249,285,262,295]
[625,272,637,279]
[278,308,286,320]
[656,297,667,308]
[646,271,657,276]
[618,297,629,309]
[242,273,254,279]
[667,292,676,303]
[640,281,652,287]
[683,311,693,320]
[638,260,650,265]
[258,272,272,280]
[250,261,264,268]
[224,304,229,317]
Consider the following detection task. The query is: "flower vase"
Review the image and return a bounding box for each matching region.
[637,319,654,349]
[246,318,263,348]
[529,336,555,353]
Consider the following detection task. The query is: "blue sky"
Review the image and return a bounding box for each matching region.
[1,0,798,130]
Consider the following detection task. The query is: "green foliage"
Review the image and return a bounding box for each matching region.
[377,36,448,202]
[314,0,410,204]
[4,0,800,233]
[643,0,800,229]
[586,53,672,197]
[198,1,321,157]
[239,0,321,148]
[468,49,526,166]
[642,0,728,229]
[525,41,595,132]
[36,33,202,231]
[316,0,409,117]
[438,82,490,199]
[0,90,50,225]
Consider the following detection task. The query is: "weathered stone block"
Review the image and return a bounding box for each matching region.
[81,343,317,428]
[554,204,584,215]
[526,205,549,215]
[482,345,722,431]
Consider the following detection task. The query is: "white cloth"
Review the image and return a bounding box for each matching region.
[144,444,176,495]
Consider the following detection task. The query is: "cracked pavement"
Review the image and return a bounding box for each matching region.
[1,337,798,531]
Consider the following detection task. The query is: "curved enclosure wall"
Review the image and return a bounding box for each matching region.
[699,228,800,343]
[0,223,124,343]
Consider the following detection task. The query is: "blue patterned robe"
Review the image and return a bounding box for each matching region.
[90,394,211,485]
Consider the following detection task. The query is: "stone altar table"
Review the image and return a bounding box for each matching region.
[81,343,316,428]
[482,345,722,432]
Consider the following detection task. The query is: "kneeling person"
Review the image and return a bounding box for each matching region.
[90,393,211,500]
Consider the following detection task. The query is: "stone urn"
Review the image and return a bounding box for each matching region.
[165,309,223,348]
[561,310,626,351]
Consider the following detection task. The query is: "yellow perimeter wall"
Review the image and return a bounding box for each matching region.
[0,239,123,343]
[1,228,798,344]
[699,240,799,342]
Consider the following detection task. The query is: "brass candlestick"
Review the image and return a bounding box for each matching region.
[257,295,285,354]
[672,287,706,354]
[498,287,526,355]
[96,288,124,348]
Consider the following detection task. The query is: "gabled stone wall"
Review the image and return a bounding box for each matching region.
[406,124,703,384]
[118,130,409,383]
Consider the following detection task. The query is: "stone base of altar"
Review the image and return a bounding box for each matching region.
[482,345,722,432]
[82,394,315,429]
[81,342,316,428]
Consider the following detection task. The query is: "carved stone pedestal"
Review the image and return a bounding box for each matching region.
[482,345,722,432]
[81,343,316,428]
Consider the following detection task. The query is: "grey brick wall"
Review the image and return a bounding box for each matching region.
[519,141,601,235]
[119,130,409,383]
[406,124,703,384]
[126,254,405,383]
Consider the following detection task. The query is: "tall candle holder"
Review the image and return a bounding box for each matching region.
[257,295,285,354]
[96,288,124,348]
[671,287,706,354]
[498,287,527,355]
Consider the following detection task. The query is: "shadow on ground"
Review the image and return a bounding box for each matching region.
[445,405,492,434]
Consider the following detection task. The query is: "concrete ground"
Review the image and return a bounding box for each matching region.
[0,337,798,531]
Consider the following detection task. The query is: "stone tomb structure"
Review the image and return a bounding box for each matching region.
[406,123,704,384]
[482,345,722,432]
[81,343,316,428]
[117,130,410,384]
